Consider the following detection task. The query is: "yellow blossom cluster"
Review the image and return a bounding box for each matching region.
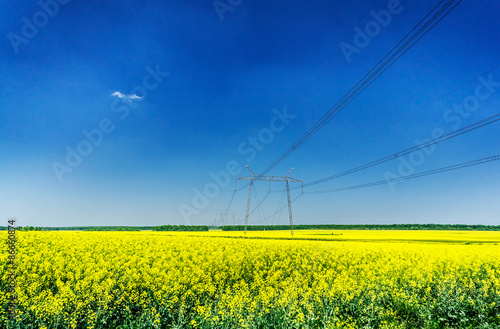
[1,230,499,328]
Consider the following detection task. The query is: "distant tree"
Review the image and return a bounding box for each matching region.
[221,224,500,231]
[153,225,210,232]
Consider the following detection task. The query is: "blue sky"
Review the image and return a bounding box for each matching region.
[0,0,499,227]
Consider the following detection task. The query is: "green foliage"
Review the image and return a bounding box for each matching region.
[38,226,155,231]
[6,224,500,232]
[15,226,41,231]
[153,225,209,232]
[222,223,500,231]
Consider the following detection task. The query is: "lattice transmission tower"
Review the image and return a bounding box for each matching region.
[236,165,302,236]
[215,211,239,227]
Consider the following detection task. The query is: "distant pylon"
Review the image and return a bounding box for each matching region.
[236,165,302,236]
[218,211,238,227]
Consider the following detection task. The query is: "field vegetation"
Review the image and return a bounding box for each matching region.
[1,230,500,328]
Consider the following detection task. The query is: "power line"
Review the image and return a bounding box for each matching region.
[305,154,500,194]
[302,110,500,188]
[237,166,302,235]
[248,153,500,222]
[262,0,460,174]
[220,189,236,223]
[249,194,303,225]
[228,0,382,196]
[267,65,500,193]
[260,0,463,176]
[220,0,463,222]
[321,64,500,157]
[253,186,266,225]
[222,177,272,223]
[271,189,287,225]
[249,191,269,218]
[229,190,287,226]
[217,0,392,219]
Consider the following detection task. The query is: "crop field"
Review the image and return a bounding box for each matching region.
[1,230,500,328]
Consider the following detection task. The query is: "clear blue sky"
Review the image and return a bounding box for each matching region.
[1,0,499,227]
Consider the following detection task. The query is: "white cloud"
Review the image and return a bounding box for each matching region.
[111,91,142,102]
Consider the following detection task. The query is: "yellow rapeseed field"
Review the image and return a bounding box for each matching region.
[1,230,500,328]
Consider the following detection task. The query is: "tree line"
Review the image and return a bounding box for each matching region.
[0,226,155,231]
[0,225,208,231]
[221,224,500,231]
[2,224,498,232]
[153,225,209,231]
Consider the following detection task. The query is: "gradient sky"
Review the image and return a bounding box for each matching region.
[0,0,499,227]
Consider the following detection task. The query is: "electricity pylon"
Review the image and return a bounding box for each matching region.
[217,211,239,226]
[236,165,302,236]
